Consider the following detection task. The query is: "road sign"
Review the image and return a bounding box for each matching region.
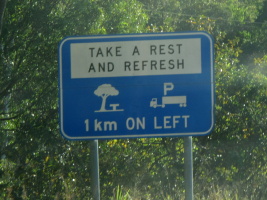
[59,31,214,140]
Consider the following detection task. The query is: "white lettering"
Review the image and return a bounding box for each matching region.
[94,119,102,131]
[104,121,117,131]
[154,116,162,129]
[182,115,190,128]
[94,119,117,131]
[154,115,190,129]
[126,117,145,130]
[126,118,135,130]
[85,119,89,131]
[164,83,174,95]
[173,116,180,128]
[164,116,172,129]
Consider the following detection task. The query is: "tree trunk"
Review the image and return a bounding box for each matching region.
[0,0,7,36]
[100,96,107,111]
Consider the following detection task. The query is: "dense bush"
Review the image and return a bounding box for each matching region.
[1,0,267,199]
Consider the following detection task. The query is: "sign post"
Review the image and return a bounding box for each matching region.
[184,136,193,200]
[89,140,100,200]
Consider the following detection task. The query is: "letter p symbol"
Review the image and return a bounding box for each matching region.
[164,82,174,95]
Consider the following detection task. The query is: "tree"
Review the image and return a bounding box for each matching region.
[1,0,267,199]
[0,0,7,36]
[94,84,119,111]
[0,0,148,198]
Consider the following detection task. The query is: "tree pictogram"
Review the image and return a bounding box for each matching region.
[94,84,119,111]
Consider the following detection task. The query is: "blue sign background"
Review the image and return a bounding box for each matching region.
[59,32,214,140]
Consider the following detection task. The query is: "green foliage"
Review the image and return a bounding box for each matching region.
[1,0,267,199]
[0,0,148,199]
[111,185,131,200]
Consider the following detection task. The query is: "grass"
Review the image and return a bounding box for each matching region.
[111,186,132,200]
[110,184,255,200]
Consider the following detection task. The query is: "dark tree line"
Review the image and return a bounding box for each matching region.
[1,0,267,199]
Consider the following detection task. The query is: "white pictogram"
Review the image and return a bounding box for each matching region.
[94,84,124,112]
[150,82,187,108]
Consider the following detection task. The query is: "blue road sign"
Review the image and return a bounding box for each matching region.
[59,31,214,140]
